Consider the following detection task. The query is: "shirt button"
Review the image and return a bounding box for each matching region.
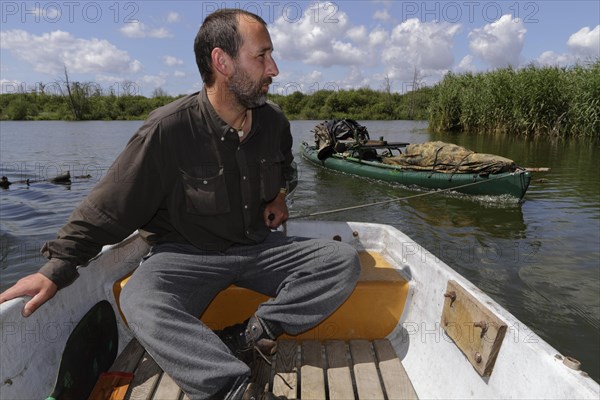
[244,205,248,209]
[203,180,208,184]
[242,176,247,180]
[245,230,250,235]
[230,128,235,133]
[221,137,225,141]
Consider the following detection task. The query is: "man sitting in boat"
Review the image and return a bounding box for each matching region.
[0,9,360,400]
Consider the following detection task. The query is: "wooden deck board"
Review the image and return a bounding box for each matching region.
[110,338,145,372]
[325,340,356,400]
[108,338,417,400]
[272,340,299,399]
[125,352,162,399]
[151,372,182,400]
[349,340,385,400]
[373,339,418,400]
[300,340,326,400]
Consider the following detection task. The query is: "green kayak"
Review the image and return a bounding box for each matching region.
[300,142,532,199]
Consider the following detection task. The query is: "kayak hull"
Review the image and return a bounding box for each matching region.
[301,142,532,199]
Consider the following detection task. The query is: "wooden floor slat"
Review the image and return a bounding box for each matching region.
[325,340,356,400]
[300,340,326,400]
[349,340,385,400]
[151,371,182,400]
[272,340,299,399]
[108,338,417,400]
[373,339,419,400]
[125,352,162,400]
[110,338,145,372]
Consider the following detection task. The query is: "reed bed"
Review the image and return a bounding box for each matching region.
[428,60,599,137]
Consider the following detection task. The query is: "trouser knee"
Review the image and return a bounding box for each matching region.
[120,279,145,326]
[331,241,361,285]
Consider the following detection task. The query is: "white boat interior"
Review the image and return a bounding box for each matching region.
[1,221,598,399]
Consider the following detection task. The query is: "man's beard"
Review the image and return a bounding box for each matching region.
[228,66,272,108]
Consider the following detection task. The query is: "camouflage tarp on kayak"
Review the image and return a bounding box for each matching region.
[382,141,517,174]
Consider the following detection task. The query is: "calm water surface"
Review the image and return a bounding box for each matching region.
[1,120,599,381]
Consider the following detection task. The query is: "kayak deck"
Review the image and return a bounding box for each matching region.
[104,337,418,399]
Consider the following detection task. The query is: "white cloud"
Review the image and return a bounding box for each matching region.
[383,18,461,81]
[536,25,599,67]
[536,51,575,67]
[0,30,142,75]
[174,70,187,78]
[347,26,367,43]
[468,14,526,68]
[163,56,183,66]
[120,22,172,38]
[567,25,600,58]
[140,73,168,90]
[369,28,388,47]
[270,2,366,67]
[373,9,392,22]
[455,55,476,73]
[166,12,180,23]
[340,66,370,89]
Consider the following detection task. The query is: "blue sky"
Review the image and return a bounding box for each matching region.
[1,1,599,96]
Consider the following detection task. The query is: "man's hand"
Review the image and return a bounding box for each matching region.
[0,273,58,317]
[264,192,289,229]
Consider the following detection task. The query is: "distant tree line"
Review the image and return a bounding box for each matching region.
[0,90,180,121]
[269,86,432,120]
[2,61,598,138]
[0,84,432,122]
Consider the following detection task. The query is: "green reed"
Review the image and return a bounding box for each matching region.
[428,60,599,137]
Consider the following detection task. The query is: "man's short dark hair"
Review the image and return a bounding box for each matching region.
[194,9,267,86]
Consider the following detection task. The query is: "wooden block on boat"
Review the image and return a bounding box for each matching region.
[325,341,355,400]
[373,339,418,400]
[349,340,385,400]
[272,340,298,399]
[300,341,326,400]
[441,280,507,377]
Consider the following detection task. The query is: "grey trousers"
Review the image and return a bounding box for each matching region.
[120,231,361,399]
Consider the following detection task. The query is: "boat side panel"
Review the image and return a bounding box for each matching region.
[0,235,148,400]
[374,223,599,399]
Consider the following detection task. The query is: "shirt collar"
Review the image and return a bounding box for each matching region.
[198,87,263,143]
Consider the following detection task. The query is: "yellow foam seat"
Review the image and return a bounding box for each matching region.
[113,251,409,340]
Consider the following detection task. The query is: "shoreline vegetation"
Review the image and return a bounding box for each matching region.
[1,60,597,138]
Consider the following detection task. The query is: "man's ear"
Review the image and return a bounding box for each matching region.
[211,48,231,77]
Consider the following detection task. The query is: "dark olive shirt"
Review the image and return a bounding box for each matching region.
[39,89,294,289]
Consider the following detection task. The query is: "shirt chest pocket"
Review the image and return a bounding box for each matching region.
[180,168,230,215]
[260,153,285,202]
